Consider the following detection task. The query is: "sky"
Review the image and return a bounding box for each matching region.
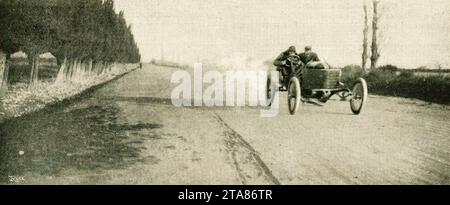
[114,0,450,69]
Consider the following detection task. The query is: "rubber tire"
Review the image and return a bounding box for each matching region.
[350,78,368,114]
[266,75,274,106]
[288,77,301,115]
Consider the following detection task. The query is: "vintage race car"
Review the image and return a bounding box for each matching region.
[267,55,368,115]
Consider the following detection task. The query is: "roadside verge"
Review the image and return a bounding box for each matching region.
[0,64,139,124]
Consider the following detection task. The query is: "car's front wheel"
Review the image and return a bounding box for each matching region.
[288,77,301,115]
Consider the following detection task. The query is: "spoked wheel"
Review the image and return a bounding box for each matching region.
[287,77,301,115]
[350,78,368,114]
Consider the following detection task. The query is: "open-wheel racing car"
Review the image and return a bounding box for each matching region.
[266,54,368,115]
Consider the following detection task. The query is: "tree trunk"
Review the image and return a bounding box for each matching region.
[72,59,80,82]
[362,2,369,73]
[370,0,380,70]
[29,53,40,87]
[66,59,73,80]
[68,59,76,80]
[55,57,67,84]
[0,52,10,96]
[88,59,93,75]
[56,56,64,67]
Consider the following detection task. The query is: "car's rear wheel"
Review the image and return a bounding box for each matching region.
[350,78,368,114]
[288,77,301,115]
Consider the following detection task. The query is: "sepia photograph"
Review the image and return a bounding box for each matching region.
[0,0,449,190]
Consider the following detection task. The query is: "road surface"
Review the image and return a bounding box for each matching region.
[0,64,448,184]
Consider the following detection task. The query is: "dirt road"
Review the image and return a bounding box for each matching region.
[0,64,448,184]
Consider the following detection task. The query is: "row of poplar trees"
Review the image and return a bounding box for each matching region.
[0,0,141,89]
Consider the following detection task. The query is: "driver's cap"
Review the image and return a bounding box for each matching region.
[305,46,312,51]
[288,46,296,52]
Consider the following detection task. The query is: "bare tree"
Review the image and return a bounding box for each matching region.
[362,1,369,73]
[370,0,380,70]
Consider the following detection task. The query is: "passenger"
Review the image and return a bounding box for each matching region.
[299,46,320,65]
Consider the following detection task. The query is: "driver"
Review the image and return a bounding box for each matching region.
[273,46,298,77]
[299,46,320,65]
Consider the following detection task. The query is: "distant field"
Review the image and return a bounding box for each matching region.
[409,72,450,77]
[396,69,450,77]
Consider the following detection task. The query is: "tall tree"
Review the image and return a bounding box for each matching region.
[1,0,141,85]
[362,1,369,73]
[370,0,380,70]
[0,0,22,93]
[9,0,56,87]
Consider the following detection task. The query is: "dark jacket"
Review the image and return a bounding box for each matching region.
[299,51,319,65]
